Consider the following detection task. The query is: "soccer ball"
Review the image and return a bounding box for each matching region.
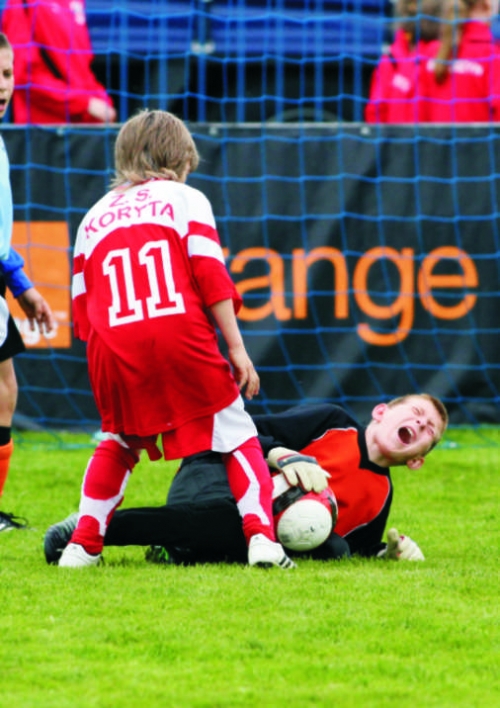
[272,472,338,552]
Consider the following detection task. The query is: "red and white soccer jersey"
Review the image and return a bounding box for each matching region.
[72,178,243,446]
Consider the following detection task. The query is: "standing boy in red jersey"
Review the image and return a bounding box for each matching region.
[59,109,296,569]
[1,0,116,124]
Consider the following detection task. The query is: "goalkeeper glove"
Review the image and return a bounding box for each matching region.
[267,446,330,493]
[379,528,425,561]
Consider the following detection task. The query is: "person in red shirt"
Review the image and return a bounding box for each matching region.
[1,0,115,124]
[58,110,296,569]
[420,0,500,122]
[365,0,441,123]
[45,394,449,565]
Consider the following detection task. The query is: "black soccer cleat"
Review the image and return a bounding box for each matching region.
[43,512,78,564]
[145,545,171,564]
[0,511,30,532]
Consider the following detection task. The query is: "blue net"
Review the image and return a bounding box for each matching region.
[0,0,499,437]
[83,0,393,122]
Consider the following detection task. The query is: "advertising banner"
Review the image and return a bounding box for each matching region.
[4,125,499,426]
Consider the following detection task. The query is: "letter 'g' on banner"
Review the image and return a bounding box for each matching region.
[6,222,71,348]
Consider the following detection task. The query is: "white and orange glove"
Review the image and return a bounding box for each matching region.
[379,528,425,561]
[267,446,330,493]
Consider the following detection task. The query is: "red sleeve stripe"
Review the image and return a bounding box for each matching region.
[187,220,220,243]
[72,252,85,276]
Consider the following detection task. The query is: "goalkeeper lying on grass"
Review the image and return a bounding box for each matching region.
[45,393,448,565]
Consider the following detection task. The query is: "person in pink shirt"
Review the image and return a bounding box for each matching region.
[365,0,441,123]
[420,0,500,122]
[1,0,115,124]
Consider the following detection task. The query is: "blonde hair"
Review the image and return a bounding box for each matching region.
[112,110,200,188]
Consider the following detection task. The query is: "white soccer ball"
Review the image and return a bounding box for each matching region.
[272,472,337,552]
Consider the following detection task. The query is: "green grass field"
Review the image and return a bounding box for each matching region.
[1,428,499,708]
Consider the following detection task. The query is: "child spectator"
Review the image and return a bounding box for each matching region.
[365,0,441,123]
[1,0,116,124]
[421,0,500,122]
[58,110,296,569]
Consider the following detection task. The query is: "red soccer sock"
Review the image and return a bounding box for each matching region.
[0,439,14,499]
[222,437,276,545]
[71,440,139,555]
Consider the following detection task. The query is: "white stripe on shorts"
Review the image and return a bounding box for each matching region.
[211,395,258,452]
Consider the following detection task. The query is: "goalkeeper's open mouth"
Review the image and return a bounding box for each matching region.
[398,426,414,445]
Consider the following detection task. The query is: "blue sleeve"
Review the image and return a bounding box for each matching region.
[0,247,33,297]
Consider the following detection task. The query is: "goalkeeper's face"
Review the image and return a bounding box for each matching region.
[0,48,14,120]
[370,396,444,469]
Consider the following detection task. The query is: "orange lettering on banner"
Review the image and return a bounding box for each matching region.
[292,247,348,319]
[230,247,292,321]
[418,246,478,319]
[354,247,415,346]
[5,229,478,350]
[7,222,71,348]
[223,244,478,346]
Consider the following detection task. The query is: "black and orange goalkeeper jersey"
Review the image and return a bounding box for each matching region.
[254,404,392,556]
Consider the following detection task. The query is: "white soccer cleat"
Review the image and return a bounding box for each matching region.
[248,533,296,569]
[58,542,101,568]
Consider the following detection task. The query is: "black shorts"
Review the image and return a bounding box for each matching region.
[166,452,350,562]
[105,450,351,563]
[0,272,26,363]
[105,452,248,564]
[165,452,247,563]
